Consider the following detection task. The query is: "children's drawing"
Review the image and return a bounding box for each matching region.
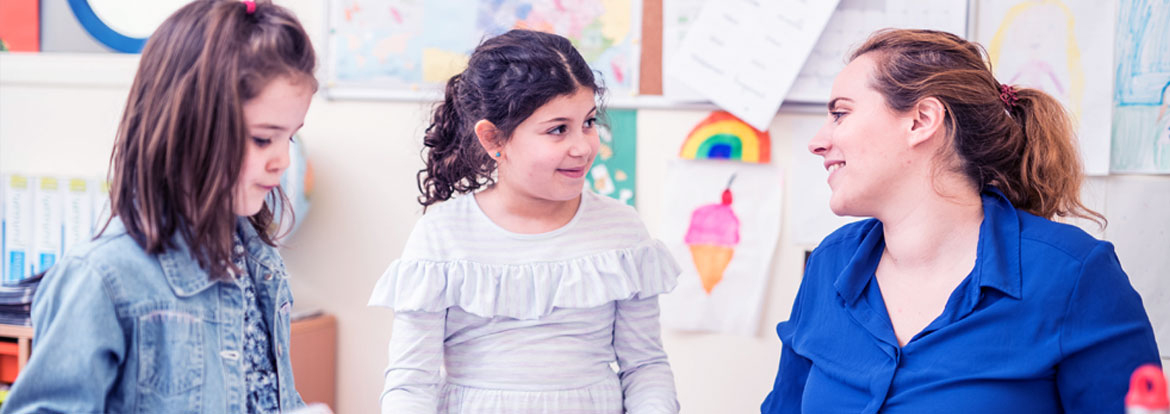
[679,111,771,163]
[659,161,781,336]
[977,0,1114,175]
[586,109,637,206]
[1112,0,1170,174]
[684,174,740,294]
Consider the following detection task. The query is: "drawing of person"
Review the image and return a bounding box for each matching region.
[1155,83,1170,166]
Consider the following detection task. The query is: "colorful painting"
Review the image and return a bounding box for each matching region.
[684,175,739,294]
[679,111,771,163]
[586,109,637,206]
[977,0,1115,175]
[327,0,641,98]
[659,161,781,336]
[1112,0,1170,174]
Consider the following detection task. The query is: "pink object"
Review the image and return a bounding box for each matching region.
[685,188,740,247]
[1127,364,1169,412]
[999,83,1019,109]
[243,0,256,14]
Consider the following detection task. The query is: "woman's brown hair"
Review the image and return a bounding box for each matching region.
[851,29,1103,225]
[103,0,317,279]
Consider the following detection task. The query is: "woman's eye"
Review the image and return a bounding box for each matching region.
[548,125,568,135]
[830,111,847,122]
[584,117,597,128]
[252,137,272,147]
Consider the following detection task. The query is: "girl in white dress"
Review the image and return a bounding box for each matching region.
[369,29,681,414]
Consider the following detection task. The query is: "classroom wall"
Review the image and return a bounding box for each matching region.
[2,2,1168,413]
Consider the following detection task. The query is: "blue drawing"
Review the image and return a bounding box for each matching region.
[1112,0,1170,173]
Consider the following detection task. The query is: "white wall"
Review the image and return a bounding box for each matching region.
[3,2,1168,412]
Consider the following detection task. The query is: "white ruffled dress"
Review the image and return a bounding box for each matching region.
[369,191,681,414]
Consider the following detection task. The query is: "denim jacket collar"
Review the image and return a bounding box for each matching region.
[108,217,285,297]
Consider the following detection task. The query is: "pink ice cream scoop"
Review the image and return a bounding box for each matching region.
[685,187,740,294]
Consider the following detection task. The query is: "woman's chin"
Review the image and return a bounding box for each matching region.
[828,196,860,218]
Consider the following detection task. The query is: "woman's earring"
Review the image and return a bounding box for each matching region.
[495,151,501,157]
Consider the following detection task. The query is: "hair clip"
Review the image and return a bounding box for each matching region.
[999,83,1019,109]
[243,0,256,14]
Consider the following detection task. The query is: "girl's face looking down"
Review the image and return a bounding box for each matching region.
[234,76,313,217]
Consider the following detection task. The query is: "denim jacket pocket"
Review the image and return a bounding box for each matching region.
[136,306,205,412]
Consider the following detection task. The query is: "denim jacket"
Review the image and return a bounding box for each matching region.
[3,217,305,413]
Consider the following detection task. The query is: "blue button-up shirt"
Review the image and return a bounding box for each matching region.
[762,189,1160,413]
[2,217,305,414]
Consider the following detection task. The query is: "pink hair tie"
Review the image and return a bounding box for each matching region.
[243,0,256,14]
[999,83,1019,109]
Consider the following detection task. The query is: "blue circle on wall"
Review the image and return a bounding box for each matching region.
[67,0,149,53]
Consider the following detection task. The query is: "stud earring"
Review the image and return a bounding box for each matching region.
[495,151,501,157]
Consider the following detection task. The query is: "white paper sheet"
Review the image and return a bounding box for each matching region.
[667,0,839,130]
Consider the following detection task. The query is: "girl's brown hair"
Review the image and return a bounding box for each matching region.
[852,29,1102,225]
[104,0,316,279]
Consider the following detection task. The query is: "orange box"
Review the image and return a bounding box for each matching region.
[0,341,19,383]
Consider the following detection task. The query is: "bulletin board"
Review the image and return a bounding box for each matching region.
[323,0,969,108]
[324,0,643,101]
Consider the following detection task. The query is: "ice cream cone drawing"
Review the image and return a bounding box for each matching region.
[685,174,740,294]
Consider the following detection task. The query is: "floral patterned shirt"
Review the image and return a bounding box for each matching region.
[233,232,280,413]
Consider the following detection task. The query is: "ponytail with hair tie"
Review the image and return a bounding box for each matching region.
[999,84,1019,110]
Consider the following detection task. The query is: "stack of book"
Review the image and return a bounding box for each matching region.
[0,273,41,326]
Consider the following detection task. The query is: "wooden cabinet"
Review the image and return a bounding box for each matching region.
[0,324,33,384]
[290,313,337,410]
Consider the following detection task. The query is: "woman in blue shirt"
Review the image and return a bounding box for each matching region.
[762,29,1161,413]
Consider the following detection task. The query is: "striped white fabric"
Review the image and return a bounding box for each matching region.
[370,191,681,413]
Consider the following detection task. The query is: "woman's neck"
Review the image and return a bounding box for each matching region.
[474,183,581,234]
[877,180,984,274]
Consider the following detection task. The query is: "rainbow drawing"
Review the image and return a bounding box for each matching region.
[679,111,771,163]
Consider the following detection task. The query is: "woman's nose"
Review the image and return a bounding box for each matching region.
[808,123,831,156]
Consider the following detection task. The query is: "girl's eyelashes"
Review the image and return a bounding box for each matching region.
[547,117,598,135]
[830,111,847,122]
[252,136,272,148]
[289,135,297,144]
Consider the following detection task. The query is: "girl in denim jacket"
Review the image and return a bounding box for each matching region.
[3,1,317,412]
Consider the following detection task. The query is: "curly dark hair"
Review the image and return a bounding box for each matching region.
[417,29,605,208]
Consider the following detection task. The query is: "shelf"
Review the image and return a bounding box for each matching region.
[0,323,34,376]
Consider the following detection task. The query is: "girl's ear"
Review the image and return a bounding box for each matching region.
[474,119,501,157]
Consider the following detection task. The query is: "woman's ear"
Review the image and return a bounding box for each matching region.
[474,119,501,158]
[908,97,946,148]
